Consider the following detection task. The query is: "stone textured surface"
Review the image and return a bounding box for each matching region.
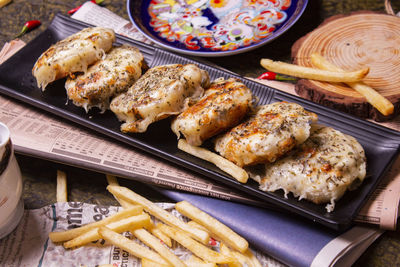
[1,0,399,266]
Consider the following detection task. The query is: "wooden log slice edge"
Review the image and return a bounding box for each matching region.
[291,11,400,121]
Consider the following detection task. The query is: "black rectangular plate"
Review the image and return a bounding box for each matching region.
[1,14,399,231]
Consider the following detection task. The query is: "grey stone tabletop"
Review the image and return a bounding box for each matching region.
[1,0,399,266]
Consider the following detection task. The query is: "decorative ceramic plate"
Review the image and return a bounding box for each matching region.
[127,0,308,56]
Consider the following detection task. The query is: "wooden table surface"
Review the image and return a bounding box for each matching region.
[1,0,399,266]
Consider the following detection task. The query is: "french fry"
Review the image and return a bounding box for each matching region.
[0,0,11,8]
[63,214,151,248]
[105,174,135,209]
[117,200,136,209]
[188,221,256,267]
[187,221,208,232]
[244,249,262,267]
[107,185,210,244]
[178,139,248,183]
[142,259,216,267]
[185,255,207,265]
[143,260,216,267]
[148,222,172,247]
[49,206,143,242]
[141,258,169,267]
[187,262,216,267]
[132,228,186,267]
[175,201,248,253]
[106,174,119,186]
[223,248,261,267]
[56,170,68,202]
[260,58,369,82]
[158,223,234,264]
[231,251,252,267]
[114,196,136,209]
[185,255,217,267]
[310,53,394,116]
[98,226,170,266]
[220,243,242,267]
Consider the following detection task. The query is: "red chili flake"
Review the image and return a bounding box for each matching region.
[16,20,41,38]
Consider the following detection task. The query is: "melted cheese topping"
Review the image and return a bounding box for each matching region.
[65,45,144,112]
[214,102,318,167]
[110,64,209,133]
[248,125,367,212]
[171,77,254,146]
[32,27,115,90]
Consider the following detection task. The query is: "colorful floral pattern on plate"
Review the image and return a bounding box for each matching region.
[147,0,291,51]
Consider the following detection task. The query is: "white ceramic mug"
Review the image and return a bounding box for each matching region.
[0,122,24,239]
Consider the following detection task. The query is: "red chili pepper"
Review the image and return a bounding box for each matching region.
[257,71,296,81]
[68,0,104,15]
[16,20,41,38]
[67,6,81,15]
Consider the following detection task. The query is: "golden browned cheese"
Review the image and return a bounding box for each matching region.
[65,45,145,112]
[32,27,115,90]
[171,77,254,146]
[214,102,318,167]
[248,125,367,212]
[110,64,210,133]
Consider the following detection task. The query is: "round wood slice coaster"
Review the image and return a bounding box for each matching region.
[291,11,400,121]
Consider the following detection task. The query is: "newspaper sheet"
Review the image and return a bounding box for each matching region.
[71,2,152,45]
[355,155,400,229]
[0,2,399,230]
[0,202,281,267]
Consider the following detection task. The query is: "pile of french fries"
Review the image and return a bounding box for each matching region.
[50,174,262,267]
[260,53,394,116]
